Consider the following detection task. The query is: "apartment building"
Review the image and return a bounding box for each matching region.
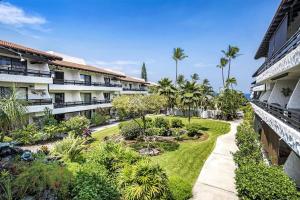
[0,40,149,122]
[251,0,300,186]
[0,40,62,122]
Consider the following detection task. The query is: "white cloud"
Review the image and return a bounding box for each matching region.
[0,2,46,26]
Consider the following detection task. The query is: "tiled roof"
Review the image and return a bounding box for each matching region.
[50,60,125,77]
[0,40,62,60]
[119,76,147,84]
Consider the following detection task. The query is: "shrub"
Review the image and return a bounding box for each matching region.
[119,118,153,129]
[41,107,58,126]
[145,127,162,136]
[88,142,141,174]
[153,117,170,129]
[130,141,179,152]
[120,122,142,140]
[170,118,184,128]
[72,163,119,200]
[236,163,299,200]
[62,116,90,137]
[43,124,63,139]
[51,136,86,162]
[11,124,42,144]
[39,145,50,155]
[13,161,72,199]
[186,123,203,137]
[91,113,109,126]
[169,176,192,200]
[117,160,171,200]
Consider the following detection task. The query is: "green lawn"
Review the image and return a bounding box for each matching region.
[90,117,230,200]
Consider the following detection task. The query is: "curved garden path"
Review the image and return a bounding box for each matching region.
[191,120,241,200]
[20,122,120,152]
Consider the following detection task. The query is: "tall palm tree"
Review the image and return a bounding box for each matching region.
[222,45,240,80]
[225,77,237,89]
[157,78,177,113]
[178,81,201,123]
[0,88,27,141]
[191,73,200,82]
[216,57,228,87]
[173,48,188,84]
[199,79,214,110]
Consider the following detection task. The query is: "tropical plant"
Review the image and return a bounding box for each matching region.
[186,123,203,137]
[173,47,188,84]
[120,121,142,140]
[112,94,166,135]
[170,118,184,128]
[51,136,86,162]
[178,80,201,122]
[0,87,27,142]
[153,117,170,129]
[11,124,42,144]
[216,57,228,87]
[117,160,171,200]
[0,170,13,200]
[176,74,186,86]
[157,78,177,113]
[225,77,237,89]
[191,73,200,82]
[41,107,57,126]
[221,45,240,80]
[62,116,90,137]
[141,62,147,82]
[91,112,109,126]
[199,78,214,110]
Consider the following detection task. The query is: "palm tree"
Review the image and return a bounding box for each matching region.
[199,79,214,110]
[191,73,200,82]
[225,77,237,89]
[216,57,228,87]
[0,88,27,141]
[222,45,240,80]
[178,81,201,123]
[173,48,188,84]
[157,78,177,114]
[176,74,186,86]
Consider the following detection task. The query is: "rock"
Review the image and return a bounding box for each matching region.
[139,148,160,156]
[21,151,33,161]
[41,189,58,200]
[0,142,23,157]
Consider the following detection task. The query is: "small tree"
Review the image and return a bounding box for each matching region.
[112,95,167,135]
[141,62,147,82]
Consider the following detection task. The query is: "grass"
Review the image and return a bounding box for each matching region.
[89,116,230,200]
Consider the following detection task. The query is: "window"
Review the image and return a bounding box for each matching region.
[80,74,91,84]
[104,77,110,84]
[0,55,26,70]
[0,56,11,67]
[0,87,12,98]
[104,93,110,100]
[54,93,64,103]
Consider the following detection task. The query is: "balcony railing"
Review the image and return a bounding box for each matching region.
[53,79,122,87]
[0,66,51,77]
[123,88,147,91]
[252,100,300,130]
[25,98,53,106]
[54,99,111,108]
[254,29,300,77]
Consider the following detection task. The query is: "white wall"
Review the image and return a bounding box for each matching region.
[284,151,300,187]
[268,80,298,107]
[287,78,300,109]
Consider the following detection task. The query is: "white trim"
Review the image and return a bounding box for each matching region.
[52,103,112,114]
[0,74,53,84]
[49,84,122,92]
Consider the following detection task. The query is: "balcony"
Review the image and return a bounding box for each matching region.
[252,100,300,130]
[25,98,53,113]
[54,99,111,108]
[121,87,148,94]
[122,88,147,91]
[0,66,51,77]
[253,30,300,82]
[50,79,122,91]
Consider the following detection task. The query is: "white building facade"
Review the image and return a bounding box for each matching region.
[251,0,300,187]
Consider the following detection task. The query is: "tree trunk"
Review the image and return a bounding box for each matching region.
[221,67,225,87]
[175,60,178,84]
[227,58,231,81]
[188,106,191,123]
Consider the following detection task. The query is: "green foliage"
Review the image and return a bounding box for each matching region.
[0,170,13,200]
[170,118,184,128]
[41,107,58,126]
[39,145,50,155]
[51,136,86,162]
[240,103,254,123]
[130,140,179,152]
[13,161,72,199]
[145,127,163,136]
[236,163,299,200]
[11,124,42,144]
[42,124,63,139]
[88,142,141,174]
[62,116,90,137]
[120,121,142,140]
[186,123,203,137]
[168,176,192,200]
[216,89,244,120]
[117,160,171,200]
[72,163,119,200]
[91,112,109,126]
[141,62,147,82]
[154,117,170,129]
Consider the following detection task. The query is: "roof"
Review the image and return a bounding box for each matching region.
[255,0,298,59]
[119,76,147,84]
[0,40,62,60]
[50,60,125,77]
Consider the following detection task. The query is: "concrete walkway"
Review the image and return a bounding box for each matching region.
[192,120,241,200]
[20,122,120,152]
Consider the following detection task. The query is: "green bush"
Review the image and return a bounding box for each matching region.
[51,136,86,162]
[154,117,170,129]
[236,163,299,200]
[42,124,64,139]
[170,118,184,128]
[88,142,141,174]
[186,123,203,137]
[13,161,72,199]
[117,160,171,200]
[130,141,179,152]
[145,127,162,136]
[62,116,90,137]
[72,163,119,200]
[11,124,42,144]
[120,121,142,140]
[119,118,153,129]
[91,113,109,126]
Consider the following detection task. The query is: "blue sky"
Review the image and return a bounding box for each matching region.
[0,0,280,92]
